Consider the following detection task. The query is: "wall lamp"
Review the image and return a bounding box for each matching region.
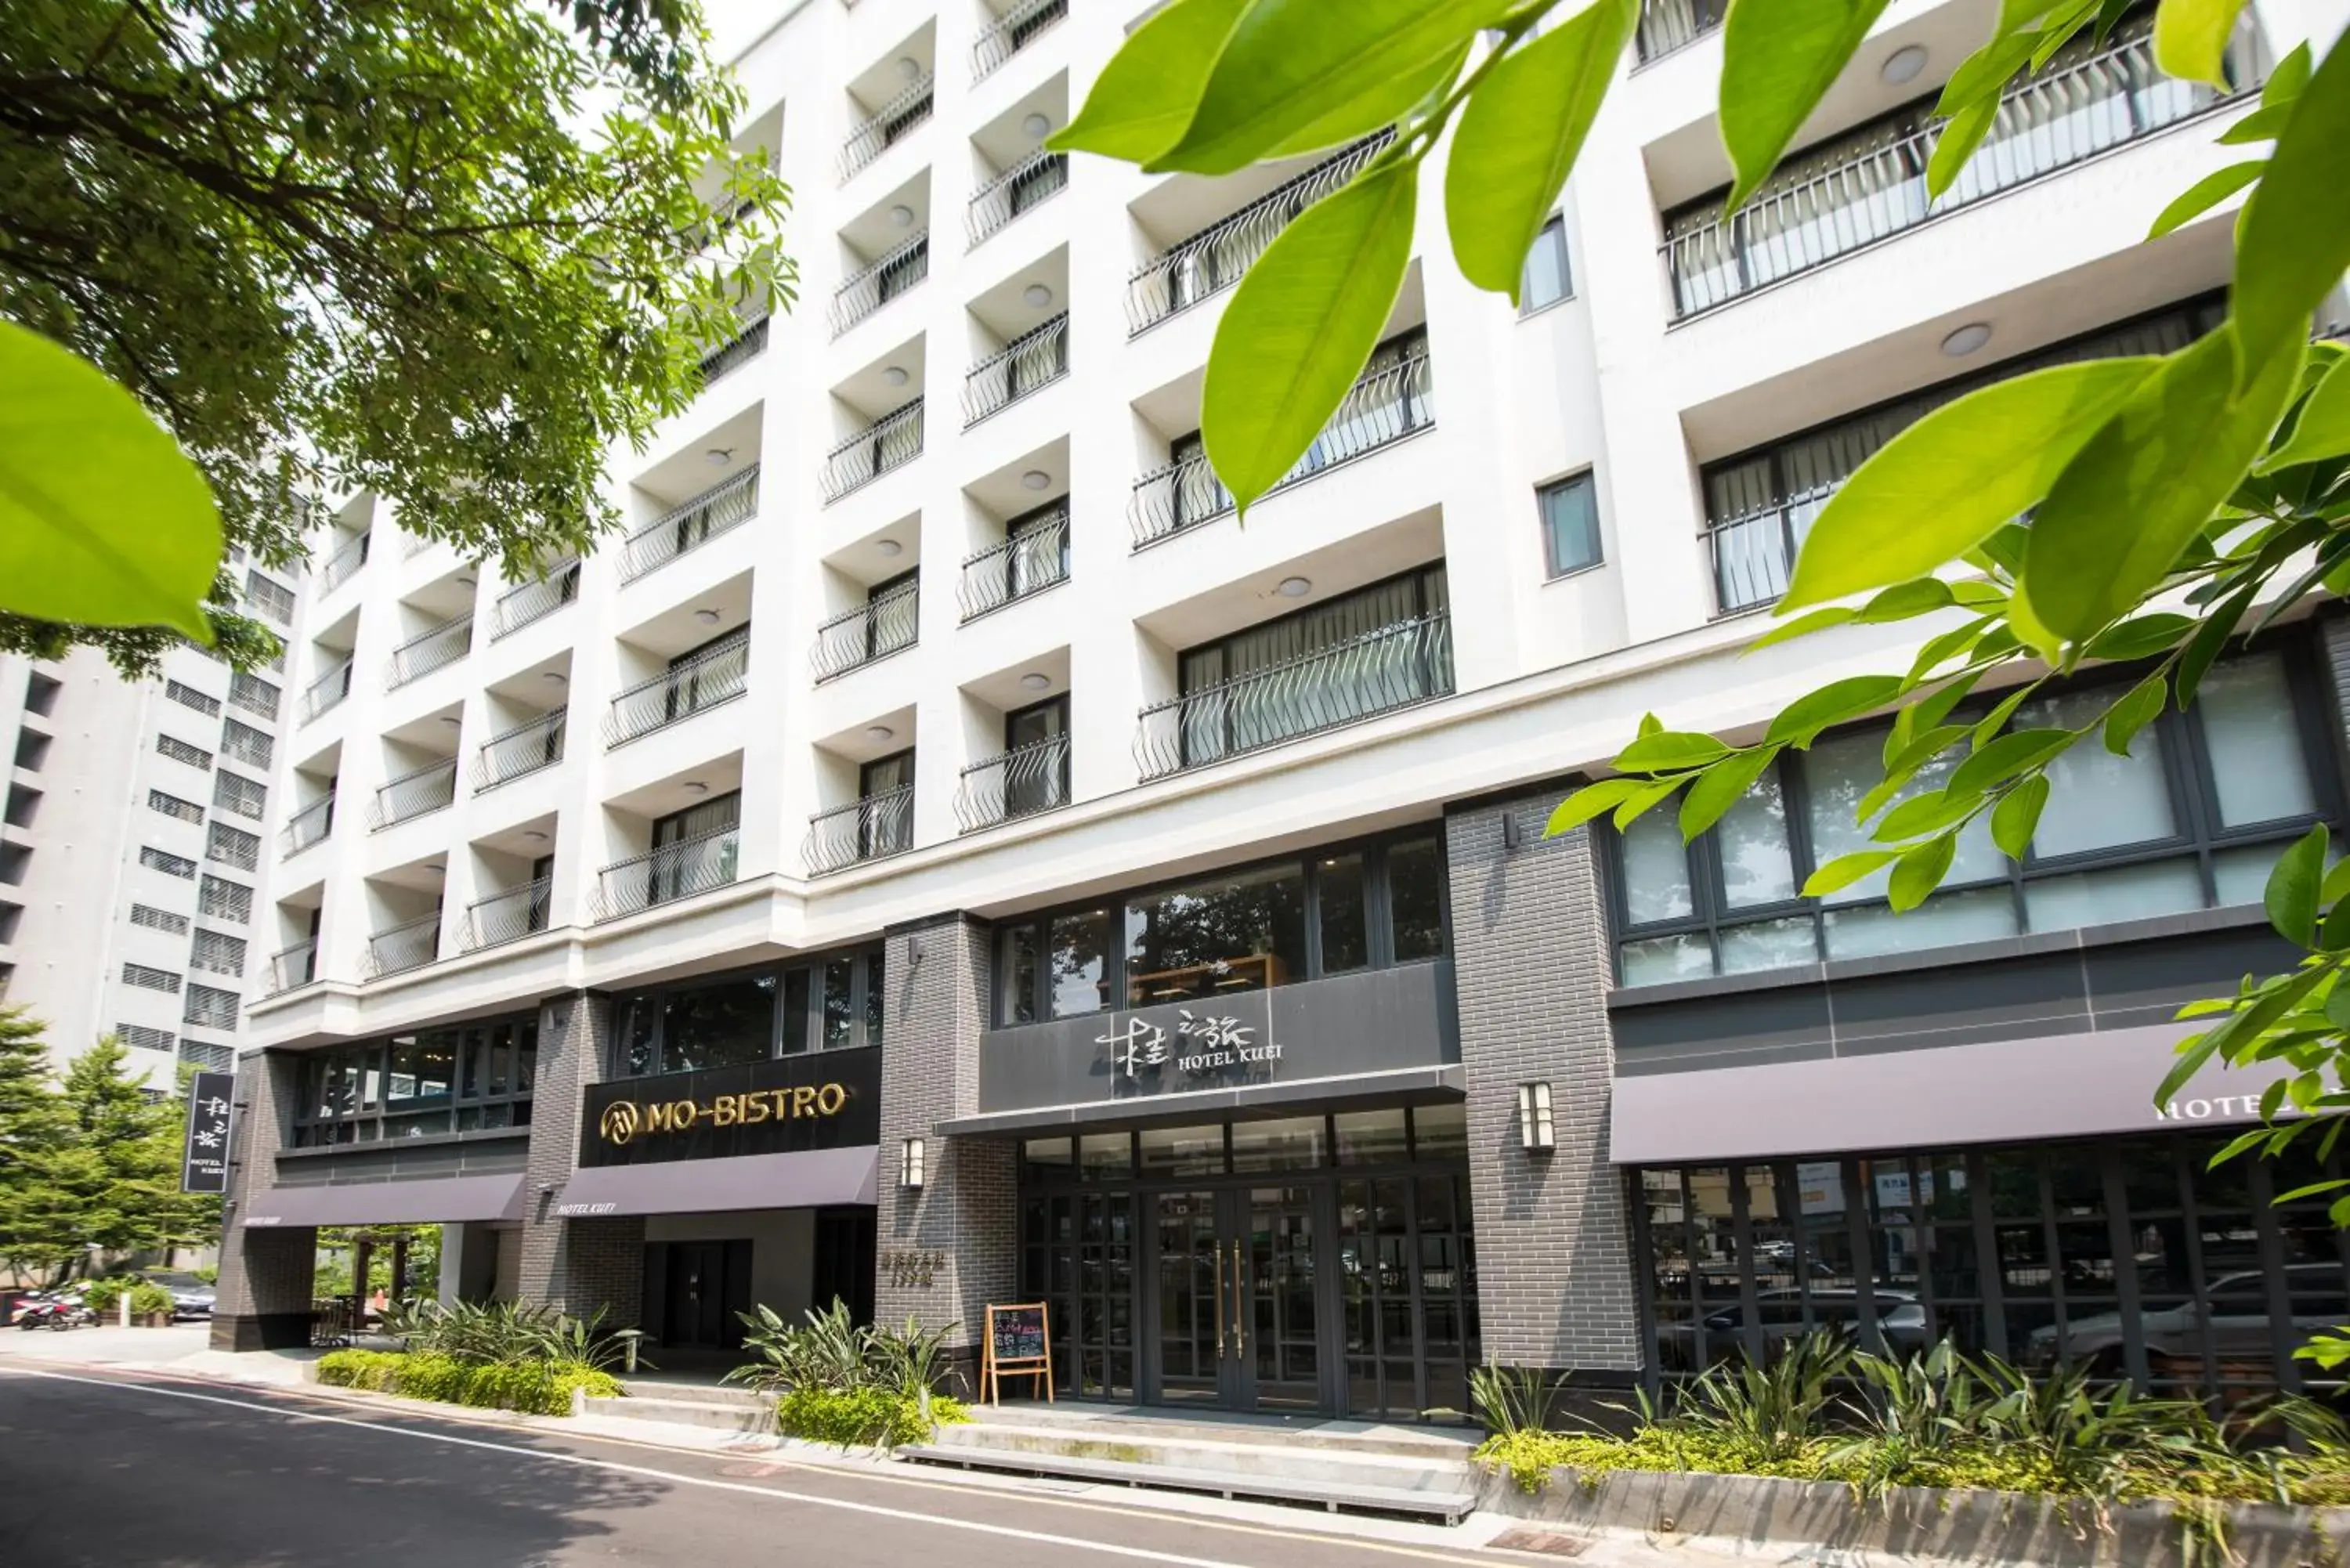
[1518,1082,1556,1153]
[901,1136,927,1189]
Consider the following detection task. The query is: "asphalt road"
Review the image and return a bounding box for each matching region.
[0,1366,1525,1568]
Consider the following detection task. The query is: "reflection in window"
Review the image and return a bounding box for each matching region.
[1051,910,1113,1018]
[1124,864,1306,1006]
[864,951,886,1050]
[822,958,855,1050]
[1620,812,1694,923]
[1003,922,1040,1024]
[2023,688,2176,856]
[1388,836,1447,961]
[660,975,777,1075]
[1317,854,1368,973]
[291,1018,537,1146]
[2199,653,2318,828]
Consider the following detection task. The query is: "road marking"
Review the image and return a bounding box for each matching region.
[0,1368,1499,1567]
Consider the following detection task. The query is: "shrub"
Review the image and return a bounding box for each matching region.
[316,1349,404,1392]
[728,1300,962,1400]
[777,1386,969,1449]
[314,1347,620,1415]
[81,1277,136,1314]
[128,1281,176,1317]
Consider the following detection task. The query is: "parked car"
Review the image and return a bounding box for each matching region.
[2026,1263,2348,1373]
[146,1272,215,1321]
[1658,1287,1930,1368]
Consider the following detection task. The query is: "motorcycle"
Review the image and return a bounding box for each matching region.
[13,1294,98,1331]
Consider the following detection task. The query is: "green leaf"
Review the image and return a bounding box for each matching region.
[1546,778,1645,836]
[1907,616,1995,681]
[2264,41,2313,108]
[1151,0,1513,175]
[1913,670,1984,734]
[1263,42,1469,161]
[2175,575,2258,711]
[1856,578,1957,623]
[1201,160,1417,516]
[2320,854,2350,907]
[1875,789,1980,844]
[1050,0,1251,162]
[1638,711,1664,738]
[1751,605,1859,651]
[1888,835,1957,912]
[2216,103,2293,143]
[2152,0,2247,87]
[1718,0,1893,211]
[1613,777,1684,829]
[1969,682,2037,748]
[2266,823,2330,947]
[2232,34,2350,385]
[1781,359,2162,610]
[2102,674,2167,756]
[2083,612,2195,661]
[1616,731,1730,771]
[1990,775,2049,859]
[2146,161,2264,240]
[2019,327,2303,642]
[1763,674,1906,747]
[1947,728,2075,800]
[2326,982,2350,1033]
[1803,848,1901,898]
[0,321,220,641]
[1679,746,1781,842]
[1925,93,2003,200]
[1444,0,1636,302]
[2258,354,2350,472]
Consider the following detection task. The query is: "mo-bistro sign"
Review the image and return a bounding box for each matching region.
[579,1047,880,1168]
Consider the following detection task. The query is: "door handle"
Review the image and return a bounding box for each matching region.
[1212,1241,1227,1355]
[1229,1241,1246,1349]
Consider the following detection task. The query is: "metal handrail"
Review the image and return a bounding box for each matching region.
[606,637,750,745]
[968,150,1067,247]
[972,0,1066,80]
[280,794,334,858]
[267,941,319,995]
[301,658,354,723]
[363,913,440,979]
[828,232,930,337]
[963,313,1068,427]
[811,582,919,680]
[490,561,581,638]
[1130,350,1434,547]
[819,400,924,503]
[229,670,280,721]
[955,733,1071,833]
[1125,135,1387,334]
[367,757,458,831]
[464,876,552,952]
[1635,0,1724,63]
[618,465,759,583]
[385,613,473,688]
[474,710,567,790]
[840,74,935,182]
[698,313,770,385]
[317,531,371,594]
[595,827,739,919]
[804,786,915,874]
[1135,611,1453,780]
[1662,23,2246,317]
[958,507,1068,621]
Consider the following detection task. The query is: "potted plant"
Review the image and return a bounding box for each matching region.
[129,1281,176,1327]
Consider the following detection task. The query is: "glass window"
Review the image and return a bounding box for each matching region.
[1622,930,1713,985]
[1717,766,1798,909]
[1124,864,1306,1006]
[1802,730,2003,903]
[458,1035,482,1099]
[2021,688,2177,857]
[2023,858,2204,933]
[1719,916,1816,974]
[1520,214,1572,312]
[386,1038,422,1101]
[1821,887,2017,960]
[1003,923,1040,1024]
[822,958,855,1050]
[1335,1109,1408,1164]
[1230,1115,1326,1172]
[1050,910,1113,1018]
[1538,472,1601,576]
[1619,811,1694,924]
[487,1025,512,1097]
[1316,853,1369,973]
[1079,1133,1132,1180]
[1412,1103,1467,1160]
[2198,653,2319,828]
[1023,1137,1075,1178]
[515,1028,536,1093]
[1138,1124,1225,1176]
[660,975,776,1075]
[780,967,811,1054]
[616,994,658,1077]
[1386,836,1447,961]
[2213,843,2286,908]
[864,951,885,1050]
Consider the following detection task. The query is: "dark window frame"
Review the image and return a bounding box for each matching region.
[1517,212,1573,315]
[1536,470,1603,580]
[605,945,888,1081]
[291,1013,541,1147]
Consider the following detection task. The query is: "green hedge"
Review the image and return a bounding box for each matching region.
[776,1386,970,1449]
[315,1349,620,1416]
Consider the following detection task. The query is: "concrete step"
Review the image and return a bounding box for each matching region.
[615,1379,770,1409]
[896,1442,1477,1525]
[958,1403,1480,1462]
[584,1391,775,1433]
[922,1417,1472,1491]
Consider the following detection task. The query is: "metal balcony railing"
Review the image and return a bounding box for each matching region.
[972,0,1066,80]
[301,657,353,723]
[955,733,1070,833]
[595,828,739,919]
[820,400,924,502]
[403,530,434,558]
[698,313,770,385]
[367,757,458,830]
[1136,612,1454,780]
[464,877,552,952]
[967,150,1066,247]
[1125,136,1386,334]
[490,561,581,639]
[811,581,919,680]
[385,613,473,688]
[617,465,758,583]
[1635,0,1724,63]
[606,637,750,745]
[804,786,915,874]
[317,531,370,594]
[473,710,567,790]
[828,233,929,337]
[267,941,319,995]
[1662,23,2248,318]
[963,314,1068,427]
[280,794,334,857]
[958,506,1068,621]
[840,74,935,182]
[363,913,440,979]
[1130,350,1434,547]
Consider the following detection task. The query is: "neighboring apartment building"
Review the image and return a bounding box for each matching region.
[215,0,2350,1419]
[0,557,304,1090]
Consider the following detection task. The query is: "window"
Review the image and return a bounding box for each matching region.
[659,974,778,1075]
[129,904,190,935]
[164,680,220,717]
[212,771,267,821]
[147,789,204,825]
[1538,472,1602,578]
[190,930,247,977]
[609,948,886,1077]
[205,822,261,872]
[292,1016,539,1145]
[117,1023,175,1053]
[157,734,213,771]
[179,1039,234,1074]
[1519,214,1571,312]
[1607,648,2337,985]
[244,570,295,623]
[228,671,281,720]
[139,847,197,880]
[183,984,238,1028]
[123,963,182,994]
[197,875,252,924]
[220,719,273,769]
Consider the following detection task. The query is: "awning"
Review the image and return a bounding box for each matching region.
[552,1146,878,1219]
[243,1172,525,1227]
[937,1064,1466,1138]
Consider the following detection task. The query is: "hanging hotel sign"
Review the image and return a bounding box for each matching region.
[579,1048,880,1168]
[180,1071,236,1194]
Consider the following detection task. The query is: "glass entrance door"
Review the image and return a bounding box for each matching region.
[1153,1187,1327,1411]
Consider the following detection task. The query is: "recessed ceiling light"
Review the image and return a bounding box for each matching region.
[523,829,550,843]
[1940,321,1994,358]
[1276,576,1313,598]
[694,607,721,624]
[1020,672,1051,691]
[896,56,920,81]
[888,204,915,228]
[1021,469,1051,490]
[542,670,569,685]
[866,724,895,742]
[1022,284,1054,308]
[875,538,904,557]
[682,781,709,796]
[1880,44,1929,85]
[882,365,909,386]
[704,446,733,467]
[455,576,478,589]
[426,862,446,874]
[439,715,461,726]
[1021,113,1052,139]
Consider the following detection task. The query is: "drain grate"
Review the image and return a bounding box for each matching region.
[1485,1526,1593,1558]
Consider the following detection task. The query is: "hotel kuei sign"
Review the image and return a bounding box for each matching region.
[578,1048,881,1168]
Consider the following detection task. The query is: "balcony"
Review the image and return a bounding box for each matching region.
[463,876,551,952]
[363,913,439,979]
[490,561,581,639]
[1135,610,1453,780]
[955,732,1070,833]
[829,233,929,337]
[617,466,758,583]
[595,828,739,919]
[367,757,457,831]
[606,636,750,746]
[697,313,769,385]
[474,710,567,791]
[1130,346,1433,547]
[820,401,924,503]
[266,941,318,995]
[840,74,935,183]
[963,313,1068,427]
[804,786,914,874]
[1126,136,1384,335]
[280,794,334,858]
[1635,0,1723,63]
[301,658,353,724]
[972,0,1065,81]
[967,150,1066,248]
[317,530,370,594]
[811,581,919,681]
[385,613,473,689]
[1662,23,2251,319]
[958,505,1068,621]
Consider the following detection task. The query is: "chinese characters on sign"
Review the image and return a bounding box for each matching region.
[181,1070,235,1194]
[883,1249,945,1289]
[1096,1009,1285,1089]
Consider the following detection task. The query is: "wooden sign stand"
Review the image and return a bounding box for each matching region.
[982,1301,1054,1406]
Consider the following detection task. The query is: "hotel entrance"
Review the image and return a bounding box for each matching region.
[1157,1186,1323,1411]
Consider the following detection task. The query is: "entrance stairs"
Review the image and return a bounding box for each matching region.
[895,1403,1481,1524]
[581,1378,774,1436]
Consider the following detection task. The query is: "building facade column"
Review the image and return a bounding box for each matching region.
[518,990,645,1323]
[211,1048,317,1350]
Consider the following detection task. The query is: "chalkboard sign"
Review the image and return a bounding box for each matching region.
[981,1302,1053,1406]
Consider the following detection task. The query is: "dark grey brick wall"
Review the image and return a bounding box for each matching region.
[519,990,645,1324]
[1445,791,1643,1376]
[212,1048,316,1348]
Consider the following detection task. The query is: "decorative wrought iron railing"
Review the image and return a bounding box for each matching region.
[318,531,371,594]
[955,733,1070,833]
[840,74,935,182]
[968,150,1067,247]
[957,507,1068,621]
[474,710,567,790]
[828,233,930,337]
[606,637,750,746]
[267,941,319,995]
[963,313,1068,427]
[804,786,915,873]
[464,877,552,952]
[819,400,924,502]
[616,466,758,583]
[301,658,353,723]
[385,613,473,688]
[595,828,739,919]
[1635,0,1725,62]
[367,757,458,830]
[972,0,1066,80]
[280,794,334,857]
[363,914,440,979]
[811,582,919,680]
[699,313,770,385]
[490,561,581,638]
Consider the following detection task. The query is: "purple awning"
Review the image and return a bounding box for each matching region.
[244,1172,525,1227]
[552,1146,879,1219]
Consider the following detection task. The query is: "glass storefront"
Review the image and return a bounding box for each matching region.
[291,1013,537,1145]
